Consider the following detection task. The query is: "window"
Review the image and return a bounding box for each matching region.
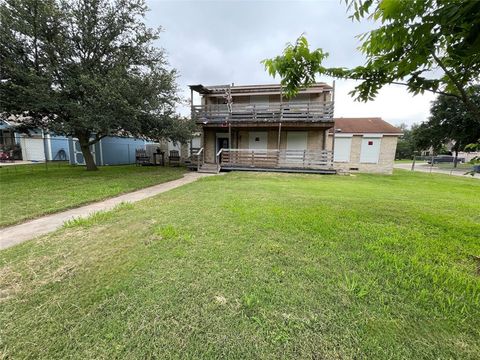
[333,136,352,162]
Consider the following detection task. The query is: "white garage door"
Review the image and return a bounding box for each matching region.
[333,136,352,162]
[248,131,268,150]
[21,136,45,161]
[360,136,382,163]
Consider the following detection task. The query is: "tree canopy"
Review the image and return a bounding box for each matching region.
[411,85,480,163]
[0,0,194,170]
[263,0,480,120]
[394,123,417,160]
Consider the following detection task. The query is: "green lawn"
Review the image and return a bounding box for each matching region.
[0,163,185,227]
[1,170,479,359]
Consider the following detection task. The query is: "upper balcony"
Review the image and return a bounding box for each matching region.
[192,101,334,124]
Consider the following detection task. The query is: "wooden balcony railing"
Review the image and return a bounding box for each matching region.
[192,102,334,123]
[220,149,334,169]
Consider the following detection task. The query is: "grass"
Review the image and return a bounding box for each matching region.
[0,163,185,227]
[1,170,479,359]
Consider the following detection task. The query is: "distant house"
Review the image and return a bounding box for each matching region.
[0,120,154,165]
[189,83,402,174]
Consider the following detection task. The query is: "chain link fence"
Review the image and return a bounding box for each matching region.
[395,155,480,178]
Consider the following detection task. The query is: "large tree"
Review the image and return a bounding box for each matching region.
[263,0,480,120]
[0,0,192,170]
[395,123,417,160]
[411,86,480,166]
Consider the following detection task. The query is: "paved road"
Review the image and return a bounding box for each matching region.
[0,172,215,250]
[394,162,479,179]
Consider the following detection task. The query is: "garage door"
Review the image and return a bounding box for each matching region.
[21,136,45,161]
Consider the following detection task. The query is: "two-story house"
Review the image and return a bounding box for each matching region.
[189,83,336,173]
[189,83,402,174]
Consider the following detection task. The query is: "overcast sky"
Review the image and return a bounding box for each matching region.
[145,0,435,127]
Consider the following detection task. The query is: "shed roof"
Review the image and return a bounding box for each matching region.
[331,117,402,134]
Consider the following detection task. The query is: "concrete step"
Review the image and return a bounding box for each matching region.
[198,163,219,174]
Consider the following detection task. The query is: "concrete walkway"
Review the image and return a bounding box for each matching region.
[0,172,214,250]
[394,162,479,179]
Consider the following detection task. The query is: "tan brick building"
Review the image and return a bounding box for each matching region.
[327,118,402,174]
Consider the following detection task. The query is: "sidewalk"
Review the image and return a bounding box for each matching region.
[0,172,215,250]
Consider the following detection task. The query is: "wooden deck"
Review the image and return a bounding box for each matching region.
[187,148,336,174]
[219,166,337,175]
[192,102,334,123]
[220,149,333,169]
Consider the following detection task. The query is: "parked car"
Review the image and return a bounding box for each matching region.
[427,155,465,164]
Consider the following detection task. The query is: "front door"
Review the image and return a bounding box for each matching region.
[216,137,229,163]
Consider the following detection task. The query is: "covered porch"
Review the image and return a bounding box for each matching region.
[192,122,335,173]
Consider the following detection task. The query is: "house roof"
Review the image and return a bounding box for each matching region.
[331,117,402,135]
[189,82,333,96]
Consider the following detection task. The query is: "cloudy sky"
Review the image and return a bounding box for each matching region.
[145,0,435,127]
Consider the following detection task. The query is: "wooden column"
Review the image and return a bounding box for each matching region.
[331,80,336,165]
[277,122,282,167]
[277,122,282,149]
[228,122,232,150]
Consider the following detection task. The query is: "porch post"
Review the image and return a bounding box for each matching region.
[277,122,282,167]
[277,122,282,149]
[190,88,194,111]
[228,122,231,150]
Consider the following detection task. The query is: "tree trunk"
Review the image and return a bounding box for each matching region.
[77,134,98,171]
[80,144,98,171]
[453,149,459,168]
